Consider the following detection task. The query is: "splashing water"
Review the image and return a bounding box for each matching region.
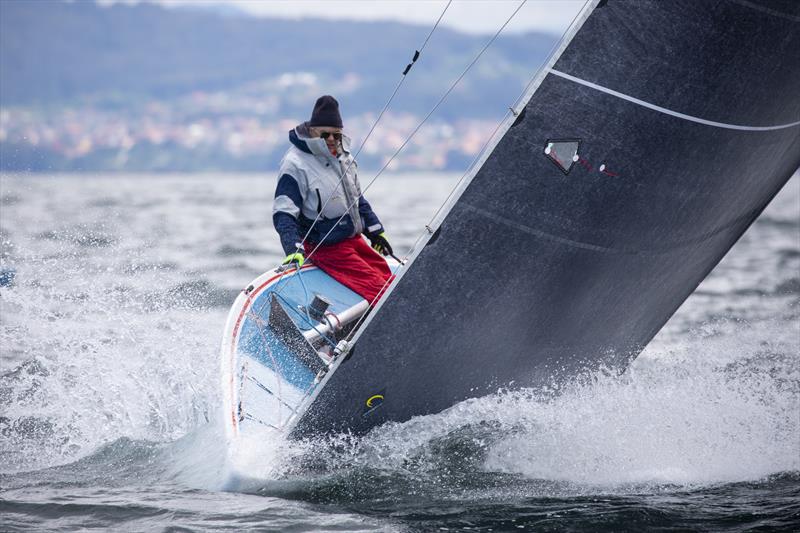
[0,251,221,473]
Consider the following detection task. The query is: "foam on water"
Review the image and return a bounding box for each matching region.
[482,345,798,486]
[267,329,797,494]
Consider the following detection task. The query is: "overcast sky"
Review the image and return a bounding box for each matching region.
[149,0,586,35]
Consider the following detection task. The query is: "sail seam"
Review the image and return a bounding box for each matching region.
[460,202,764,255]
[550,69,800,131]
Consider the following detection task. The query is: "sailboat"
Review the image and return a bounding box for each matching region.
[220,0,800,459]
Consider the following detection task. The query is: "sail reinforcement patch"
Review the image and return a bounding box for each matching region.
[544,139,581,174]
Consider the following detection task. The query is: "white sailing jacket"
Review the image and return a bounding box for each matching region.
[272,123,384,255]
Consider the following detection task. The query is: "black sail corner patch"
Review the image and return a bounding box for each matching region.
[544,139,581,174]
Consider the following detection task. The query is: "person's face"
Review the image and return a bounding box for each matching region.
[311,127,342,152]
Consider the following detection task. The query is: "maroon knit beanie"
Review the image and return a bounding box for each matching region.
[308,95,343,128]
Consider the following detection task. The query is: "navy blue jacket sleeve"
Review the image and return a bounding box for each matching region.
[273,173,304,255]
[273,212,303,256]
[359,195,384,236]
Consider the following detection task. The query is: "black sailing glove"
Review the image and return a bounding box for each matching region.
[368,232,393,256]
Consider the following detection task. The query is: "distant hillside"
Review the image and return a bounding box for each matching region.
[0,0,560,172]
[0,0,555,118]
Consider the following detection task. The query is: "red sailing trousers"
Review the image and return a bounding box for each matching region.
[305,236,394,304]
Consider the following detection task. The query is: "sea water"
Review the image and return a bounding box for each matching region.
[1,172,798,531]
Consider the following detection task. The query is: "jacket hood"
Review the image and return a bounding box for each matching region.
[290,122,351,157]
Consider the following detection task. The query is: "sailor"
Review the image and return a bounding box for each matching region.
[272,95,394,304]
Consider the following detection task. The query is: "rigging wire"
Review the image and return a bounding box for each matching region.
[291,0,453,259]
[301,0,529,268]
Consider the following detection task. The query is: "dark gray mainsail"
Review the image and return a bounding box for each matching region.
[291,0,800,437]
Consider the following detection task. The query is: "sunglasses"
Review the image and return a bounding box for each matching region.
[319,131,342,140]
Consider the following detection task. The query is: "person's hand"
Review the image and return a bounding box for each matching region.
[368,232,393,256]
[282,252,305,267]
